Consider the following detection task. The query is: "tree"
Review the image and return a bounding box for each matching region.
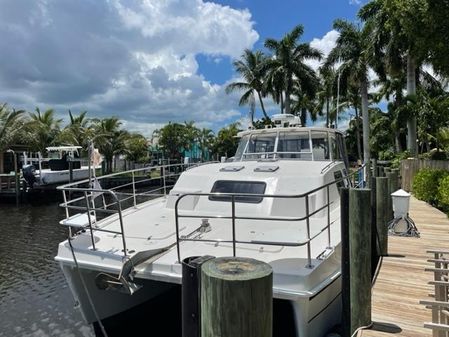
[212,122,241,159]
[359,0,429,155]
[264,24,322,115]
[92,117,127,173]
[226,50,270,122]
[157,123,188,161]
[0,104,24,173]
[326,19,371,166]
[28,107,62,154]
[125,134,149,166]
[183,121,200,159]
[197,128,215,161]
[58,110,92,151]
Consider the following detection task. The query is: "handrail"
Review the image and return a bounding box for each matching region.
[58,160,365,265]
[173,165,365,267]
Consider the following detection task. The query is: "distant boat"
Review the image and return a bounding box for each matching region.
[22,146,97,187]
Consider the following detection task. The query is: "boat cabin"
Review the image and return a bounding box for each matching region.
[234,127,347,163]
[45,146,82,171]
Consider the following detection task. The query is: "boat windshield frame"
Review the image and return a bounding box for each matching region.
[234,129,347,162]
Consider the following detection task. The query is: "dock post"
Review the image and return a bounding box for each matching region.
[372,159,378,178]
[182,256,214,337]
[385,172,395,220]
[375,177,389,256]
[201,257,272,337]
[371,176,379,276]
[349,188,372,336]
[340,188,351,337]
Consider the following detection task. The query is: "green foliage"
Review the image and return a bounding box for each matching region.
[212,122,241,158]
[412,168,449,205]
[158,122,188,161]
[437,175,449,213]
[390,151,411,169]
[125,134,148,164]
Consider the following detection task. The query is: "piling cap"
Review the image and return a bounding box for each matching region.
[391,189,410,197]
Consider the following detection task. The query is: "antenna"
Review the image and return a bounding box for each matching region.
[336,63,341,129]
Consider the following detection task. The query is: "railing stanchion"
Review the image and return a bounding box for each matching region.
[112,191,127,256]
[162,165,167,196]
[175,198,181,262]
[305,195,313,268]
[132,171,137,207]
[84,191,96,251]
[327,185,331,248]
[232,195,236,257]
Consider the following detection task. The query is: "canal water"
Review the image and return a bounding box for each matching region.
[0,200,95,337]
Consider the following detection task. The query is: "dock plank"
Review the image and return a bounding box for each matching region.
[359,196,449,337]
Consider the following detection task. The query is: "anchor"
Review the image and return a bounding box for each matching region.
[95,247,170,295]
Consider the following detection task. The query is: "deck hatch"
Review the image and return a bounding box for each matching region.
[254,165,279,172]
[219,166,245,172]
[209,180,266,203]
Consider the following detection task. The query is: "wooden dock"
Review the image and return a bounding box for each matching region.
[358,196,449,337]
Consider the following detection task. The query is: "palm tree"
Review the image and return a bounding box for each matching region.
[359,0,428,155]
[316,65,337,128]
[198,128,214,161]
[184,121,199,159]
[326,19,371,166]
[92,117,127,173]
[58,110,92,150]
[226,49,270,121]
[264,24,322,115]
[0,104,24,173]
[28,107,62,154]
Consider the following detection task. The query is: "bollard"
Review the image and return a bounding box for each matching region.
[201,257,272,337]
[349,188,372,335]
[375,177,389,256]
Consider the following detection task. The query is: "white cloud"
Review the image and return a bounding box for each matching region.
[0,0,258,133]
[305,30,339,71]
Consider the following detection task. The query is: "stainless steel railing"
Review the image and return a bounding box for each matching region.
[174,166,365,268]
[58,162,211,256]
[58,160,364,266]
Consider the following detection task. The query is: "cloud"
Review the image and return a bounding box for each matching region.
[305,30,339,71]
[0,0,258,133]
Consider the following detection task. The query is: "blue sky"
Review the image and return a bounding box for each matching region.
[0,0,367,136]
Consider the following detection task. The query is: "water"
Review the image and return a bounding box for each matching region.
[0,200,94,337]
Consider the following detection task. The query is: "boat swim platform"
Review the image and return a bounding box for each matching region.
[358,196,449,337]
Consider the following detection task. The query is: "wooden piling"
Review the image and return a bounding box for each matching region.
[375,177,389,256]
[201,257,272,337]
[372,159,378,178]
[385,172,395,220]
[387,170,399,193]
[340,188,351,337]
[349,188,372,335]
[371,176,379,276]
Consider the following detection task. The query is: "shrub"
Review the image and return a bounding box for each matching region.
[412,168,449,205]
[438,176,449,213]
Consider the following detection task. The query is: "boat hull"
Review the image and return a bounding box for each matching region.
[60,264,174,323]
[60,263,341,336]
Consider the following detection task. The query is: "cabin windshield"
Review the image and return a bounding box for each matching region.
[233,130,346,162]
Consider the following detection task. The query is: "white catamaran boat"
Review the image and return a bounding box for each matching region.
[22,146,97,187]
[55,114,357,337]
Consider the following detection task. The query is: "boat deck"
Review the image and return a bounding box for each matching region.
[358,196,449,337]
